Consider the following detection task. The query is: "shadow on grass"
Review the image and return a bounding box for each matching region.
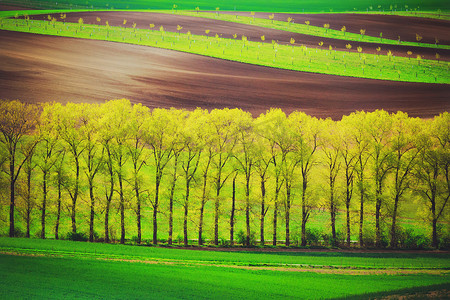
[336,283,450,300]
[235,250,450,260]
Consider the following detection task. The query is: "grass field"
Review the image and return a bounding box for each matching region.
[2,0,449,12]
[0,238,449,299]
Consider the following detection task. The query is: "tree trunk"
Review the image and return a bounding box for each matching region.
[9,159,15,237]
[152,174,160,245]
[41,171,47,239]
[245,174,251,247]
[184,183,190,247]
[105,160,114,243]
[71,156,80,234]
[346,195,351,247]
[285,180,291,247]
[390,194,399,248]
[89,181,95,242]
[198,173,208,246]
[26,168,32,238]
[301,176,308,247]
[260,176,266,246]
[119,174,125,244]
[358,173,364,247]
[55,180,62,240]
[273,176,279,246]
[105,200,110,243]
[375,184,382,248]
[135,184,141,245]
[214,176,220,246]
[230,176,236,246]
[431,195,438,248]
[330,184,336,246]
[168,157,178,245]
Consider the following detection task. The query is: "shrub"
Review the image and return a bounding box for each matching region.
[66,232,88,242]
[398,228,430,249]
[236,230,256,246]
[219,237,230,247]
[305,228,321,246]
[13,227,25,238]
[439,235,450,250]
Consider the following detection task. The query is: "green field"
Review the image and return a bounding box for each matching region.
[2,0,449,12]
[1,238,449,299]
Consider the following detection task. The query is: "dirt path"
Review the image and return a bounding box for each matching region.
[1,30,449,119]
[26,11,450,61]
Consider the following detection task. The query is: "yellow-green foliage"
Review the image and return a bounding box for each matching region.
[1,100,448,248]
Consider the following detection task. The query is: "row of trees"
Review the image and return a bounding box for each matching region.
[0,100,448,248]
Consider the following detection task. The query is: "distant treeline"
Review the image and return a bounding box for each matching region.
[0,99,448,249]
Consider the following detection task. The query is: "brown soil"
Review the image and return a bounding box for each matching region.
[0,4,30,11]
[27,11,450,61]
[1,30,448,119]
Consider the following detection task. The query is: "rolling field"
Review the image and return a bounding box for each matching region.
[1,1,449,299]
[1,238,449,299]
[1,8,449,118]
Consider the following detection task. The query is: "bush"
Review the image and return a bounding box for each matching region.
[439,235,450,250]
[66,232,88,242]
[219,237,230,247]
[13,227,26,238]
[305,228,321,246]
[398,228,430,249]
[236,230,256,246]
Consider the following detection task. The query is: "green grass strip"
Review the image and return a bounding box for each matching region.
[1,17,448,84]
[1,238,450,269]
[166,10,450,50]
[2,9,449,49]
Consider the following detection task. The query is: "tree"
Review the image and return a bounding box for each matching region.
[414,113,449,248]
[144,108,177,244]
[323,23,330,34]
[18,140,37,238]
[269,14,274,24]
[341,26,346,36]
[253,133,272,246]
[339,119,357,247]
[287,17,293,27]
[53,149,67,240]
[209,109,239,245]
[166,110,186,245]
[126,103,150,245]
[255,109,287,246]
[233,111,255,246]
[343,112,370,246]
[197,112,214,246]
[360,29,366,39]
[54,102,85,234]
[289,112,320,246]
[79,104,104,242]
[180,109,203,246]
[321,118,341,246]
[78,18,83,32]
[101,100,131,244]
[37,104,61,239]
[367,110,393,247]
[389,112,421,248]
[0,100,38,237]
[416,33,422,43]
